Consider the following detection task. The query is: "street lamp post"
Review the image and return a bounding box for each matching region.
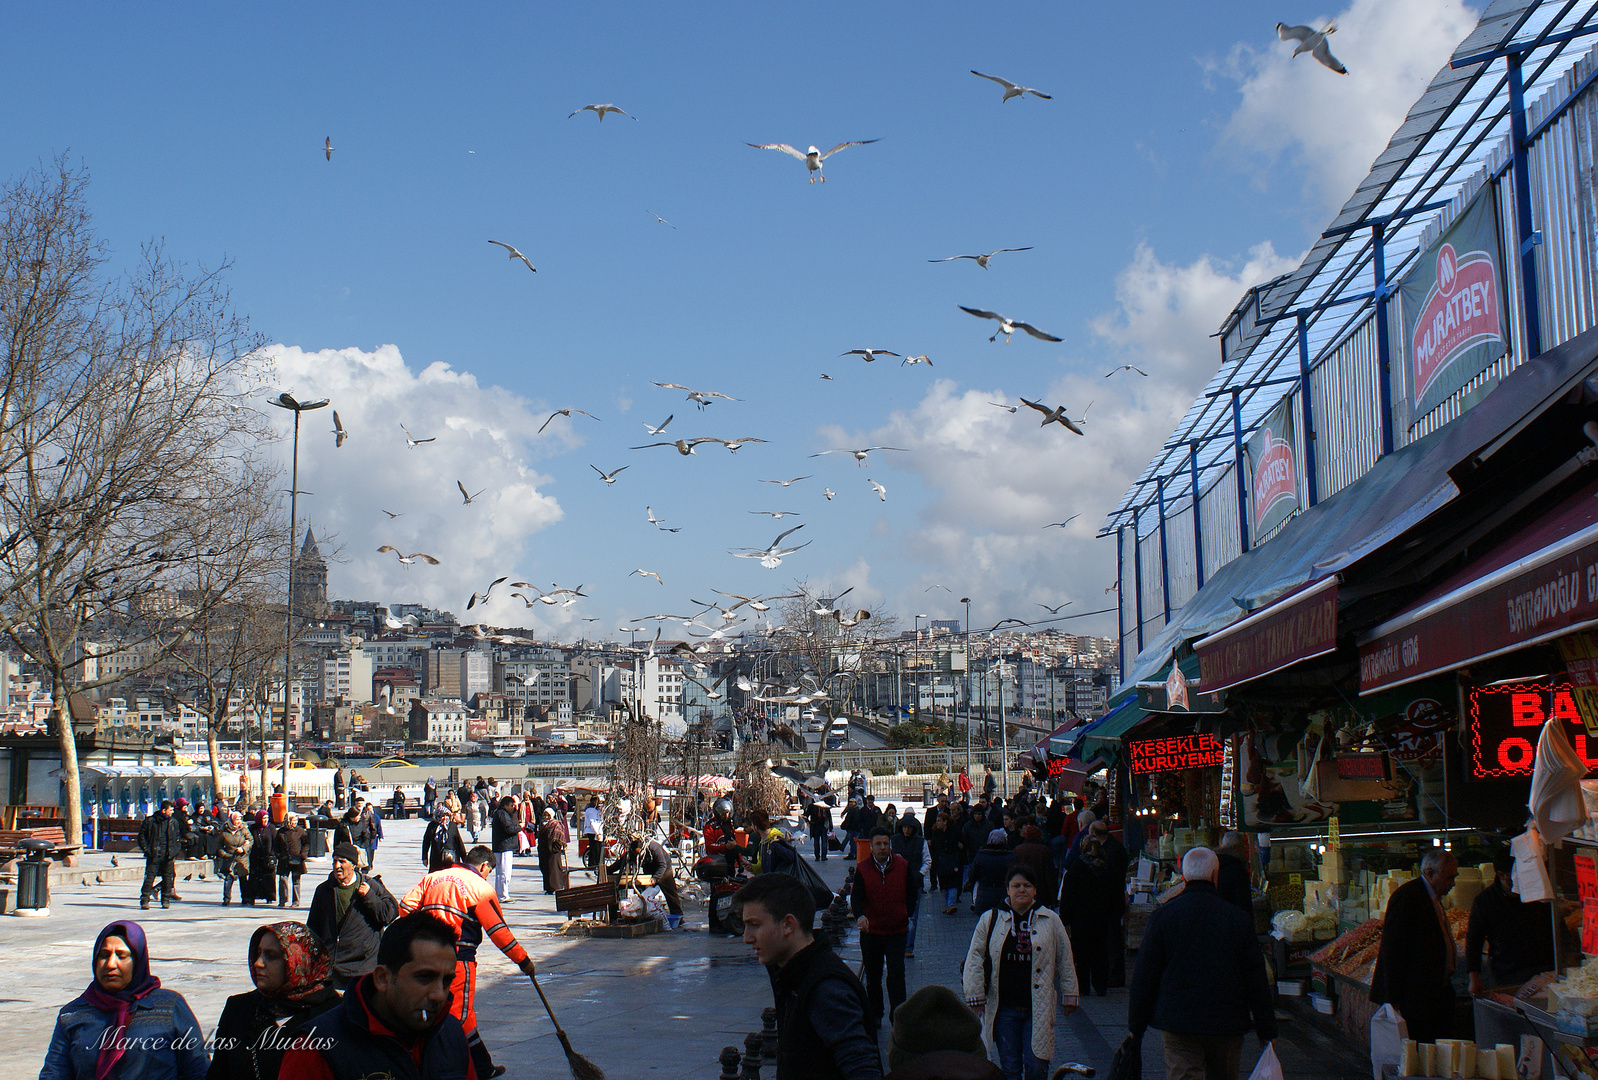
[269,391,329,802]
[914,614,927,721]
[961,597,971,779]
[997,661,1010,798]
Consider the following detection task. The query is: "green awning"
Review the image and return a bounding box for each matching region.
[1080,654,1200,766]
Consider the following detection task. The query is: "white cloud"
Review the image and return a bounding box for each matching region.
[1218,0,1479,212]
[263,344,565,627]
[870,241,1300,632]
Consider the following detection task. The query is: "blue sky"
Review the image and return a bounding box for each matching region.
[0,2,1479,640]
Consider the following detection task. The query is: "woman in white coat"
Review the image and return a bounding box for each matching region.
[962,864,1079,1080]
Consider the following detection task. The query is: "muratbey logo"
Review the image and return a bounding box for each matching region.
[1412,241,1502,404]
[1251,426,1295,525]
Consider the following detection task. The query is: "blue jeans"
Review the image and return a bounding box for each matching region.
[906,915,917,952]
[945,885,960,907]
[993,1006,1047,1080]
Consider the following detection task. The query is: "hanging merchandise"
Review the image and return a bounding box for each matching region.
[1510,825,1554,903]
[1529,717,1588,842]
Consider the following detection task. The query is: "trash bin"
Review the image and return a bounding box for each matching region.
[307,827,327,859]
[269,791,288,824]
[15,838,55,913]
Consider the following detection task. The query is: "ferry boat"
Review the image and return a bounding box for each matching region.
[488,735,527,758]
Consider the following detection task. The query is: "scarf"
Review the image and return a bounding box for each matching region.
[250,923,331,1006]
[83,921,162,1080]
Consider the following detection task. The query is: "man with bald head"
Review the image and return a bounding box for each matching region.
[1372,849,1460,1042]
[1128,847,1275,1080]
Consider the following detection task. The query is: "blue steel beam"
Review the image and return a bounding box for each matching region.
[1156,477,1171,623]
[1507,52,1545,359]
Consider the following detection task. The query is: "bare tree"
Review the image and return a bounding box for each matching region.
[0,160,277,845]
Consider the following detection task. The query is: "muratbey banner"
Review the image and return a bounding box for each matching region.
[1246,396,1298,537]
[1399,189,1508,421]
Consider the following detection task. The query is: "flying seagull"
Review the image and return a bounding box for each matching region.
[487,240,537,273]
[746,139,880,183]
[569,103,636,121]
[842,348,899,362]
[989,401,1018,414]
[1277,21,1347,74]
[643,414,675,435]
[645,506,668,527]
[330,411,348,448]
[970,71,1053,102]
[820,373,833,380]
[902,355,933,367]
[867,479,887,502]
[959,306,1062,343]
[760,476,811,487]
[400,423,436,448]
[380,509,404,519]
[1105,365,1148,378]
[324,137,334,161]
[538,408,599,433]
[1044,515,1080,528]
[809,446,908,467]
[703,436,767,452]
[751,510,801,518]
[823,488,835,500]
[457,480,485,505]
[730,524,810,569]
[468,576,509,611]
[646,210,676,228]
[1019,397,1088,435]
[376,546,440,566]
[631,437,717,456]
[655,382,739,409]
[591,465,629,484]
[1037,602,1073,615]
[631,569,665,585]
[929,247,1032,269]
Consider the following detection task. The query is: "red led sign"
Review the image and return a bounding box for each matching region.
[1467,680,1598,779]
[1127,732,1226,774]
[1335,754,1389,780]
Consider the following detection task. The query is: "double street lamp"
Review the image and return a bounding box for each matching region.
[269,392,329,798]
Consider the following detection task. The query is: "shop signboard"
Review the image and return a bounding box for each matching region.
[1466,680,1598,779]
[1197,576,1339,693]
[1359,522,1598,694]
[1135,679,1227,713]
[1127,732,1226,774]
[1558,631,1598,734]
[1246,396,1300,537]
[1398,189,1508,422]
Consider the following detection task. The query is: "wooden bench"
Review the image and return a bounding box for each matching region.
[554,882,618,920]
[98,818,144,852]
[0,825,68,859]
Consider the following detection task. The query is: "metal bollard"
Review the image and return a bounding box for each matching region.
[740,1031,762,1080]
[718,1046,741,1080]
[760,1007,778,1066]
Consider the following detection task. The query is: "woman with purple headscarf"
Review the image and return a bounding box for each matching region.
[40,920,208,1079]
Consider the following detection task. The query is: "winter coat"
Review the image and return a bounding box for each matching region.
[421,820,467,873]
[927,827,964,890]
[1060,850,1124,929]
[41,986,209,1080]
[244,827,276,902]
[217,827,250,879]
[1010,840,1056,908]
[962,904,1078,1062]
[890,833,926,881]
[206,985,338,1080]
[490,806,521,853]
[306,870,399,983]
[966,845,1014,910]
[274,825,308,875]
[139,812,184,864]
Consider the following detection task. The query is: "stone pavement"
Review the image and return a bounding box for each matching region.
[0,822,1371,1080]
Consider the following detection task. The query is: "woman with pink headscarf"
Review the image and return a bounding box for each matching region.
[40,920,208,1079]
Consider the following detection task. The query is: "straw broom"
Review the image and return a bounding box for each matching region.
[531,972,605,1080]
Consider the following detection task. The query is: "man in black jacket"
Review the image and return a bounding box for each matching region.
[737,872,882,1080]
[808,800,833,862]
[1372,849,1460,1042]
[609,835,683,917]
[1216,831,1254,914]
[1467,849,1555,994]
[308,843,401,989]
[1129,847,1275,1080]
[138,801,184,909]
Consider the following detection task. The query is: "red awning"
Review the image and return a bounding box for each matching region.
[1359,477,1598,693]
[1195,576,1340,693]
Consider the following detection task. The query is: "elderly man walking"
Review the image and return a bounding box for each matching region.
[1128,847,1275,1080]
[1372,849,1460,1042]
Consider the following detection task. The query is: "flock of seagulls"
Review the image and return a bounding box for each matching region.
[310,24,1347,643]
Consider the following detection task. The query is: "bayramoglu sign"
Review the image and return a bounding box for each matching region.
[1247,396,1298,538]
[1398,189,1509,421]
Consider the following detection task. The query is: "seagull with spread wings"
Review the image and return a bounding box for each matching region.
[761,476,811,487]
[1019,397,1089,435]
[569,103,637,121]
[959,306,1062,343]
[654,382,739,409]
[646,210,675,228]
[1105,365,1148,378]
[377,546,440,566]
[1037,602,1073,615]
[631,569,664,585]
[467,577,509,611]
[823,488,835,501]
[751,510,801,519]
[380,509,404,519]
[902,354,933,367]
[538,408,599,433]
[809,446,908,467]
[730,524,810,569]
[1044,515,1081,528]
[642,414,674,435]
[842,348,899,362]
[990,401,1019,414]
[457,481,485,505]
[487,240,536,273]
[591,465,629,484]
[324,137,335,161]
[1277,20,1347,74]
[970,70,1053,102]
[631,437,717,457]
[929,246,1032,269]
[702,436,767,453]
[746,139,879,183]
[330,411,348,448]
[400,423,435,448]
[867,479,887,502]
